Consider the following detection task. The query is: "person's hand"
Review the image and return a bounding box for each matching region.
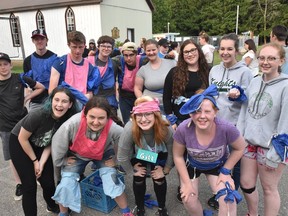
[104,157,116,167]
[33,160,41,178]
[133,163,146,177]
[88,50,96,56]
[151,165,165,179]
[66,156,77,166]
[216,173,235,190]
[228,88,240,99]
[171,123,177,130]
[23,96,31,107]
[85,92,93,100]
[180,182,196,203]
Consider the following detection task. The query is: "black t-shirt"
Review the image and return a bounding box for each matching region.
[0,74,36,131]
[163,67,203,122]
[12,109,66,148]
[23,50,56,103]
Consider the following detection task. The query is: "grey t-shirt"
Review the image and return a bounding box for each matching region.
[137,58,176,105]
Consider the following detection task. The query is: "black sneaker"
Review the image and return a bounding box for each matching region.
[136,208,145,216]
[176,186,182,203]
[132,206,145,216]
[207,194,219,210]
[157,207,168,216]
[46,205,60,214]
[14,184,23,201]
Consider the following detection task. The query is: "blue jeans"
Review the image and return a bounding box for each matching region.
[60,149,125,199]
[119,96,135,124]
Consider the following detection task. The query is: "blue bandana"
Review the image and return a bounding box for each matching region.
[60,81,88,105]
[179,84,219,115]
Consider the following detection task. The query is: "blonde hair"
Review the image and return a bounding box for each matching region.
[131,96,170,147]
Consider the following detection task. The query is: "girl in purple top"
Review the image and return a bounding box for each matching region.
[173,85,246,216]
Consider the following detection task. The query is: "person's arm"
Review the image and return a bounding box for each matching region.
[51,115,78,167]
[163,68,178,129]
[173,140,195,202]
[23,56,31,73]
[163,127,174,174]
[117,122,135,173]
[24,81,45,105]
[38,146,51,176]
[18,127,41,177]
[163,68,174,115]
[48,67,60,94]
[134,76,144,98]
[216,135,246,188]
[244,56,253,66]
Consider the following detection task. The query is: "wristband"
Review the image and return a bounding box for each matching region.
[219,167,231,175]
[32,158,38,163]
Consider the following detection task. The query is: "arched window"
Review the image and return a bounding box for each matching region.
[65,7,76,33]
[36,10,45,30]
[9,13,20,47]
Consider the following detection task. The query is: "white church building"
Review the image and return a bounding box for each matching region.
[0,0,154,59]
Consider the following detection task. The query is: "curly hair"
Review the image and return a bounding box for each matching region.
[131,96,170,148]
[172,39,209,97]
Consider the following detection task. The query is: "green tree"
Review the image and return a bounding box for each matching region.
[151,0,288,41]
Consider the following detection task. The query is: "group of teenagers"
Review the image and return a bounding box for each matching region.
[0,24,287,216]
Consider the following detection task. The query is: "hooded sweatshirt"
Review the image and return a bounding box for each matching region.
[209,61,253,125]
[237,73,288,148]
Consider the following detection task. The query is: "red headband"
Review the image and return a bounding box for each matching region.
[132,99,160,114]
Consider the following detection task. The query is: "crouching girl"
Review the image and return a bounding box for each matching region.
[173,85,246,216]
[118,96,174,216]
[51,96,133,216]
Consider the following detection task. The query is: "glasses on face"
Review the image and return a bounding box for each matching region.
[183,48,197,56]
[135,112,154,120]
[257,56,280,63]
[100,44,112,49]
[123,53,136,58]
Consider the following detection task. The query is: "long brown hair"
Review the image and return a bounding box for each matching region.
[131,96,170,148]
[173,39,209,97]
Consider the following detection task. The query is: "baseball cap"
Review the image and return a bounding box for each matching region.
[89,39,95,44]
[31,29,47,39]
[158,38,168,47]
[122,42,137,53]
[0,53,11,63]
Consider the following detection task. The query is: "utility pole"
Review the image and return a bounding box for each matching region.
[236,5,239,35]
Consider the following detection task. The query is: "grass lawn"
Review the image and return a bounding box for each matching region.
[11,60,23,73]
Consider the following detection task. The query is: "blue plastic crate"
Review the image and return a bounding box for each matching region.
[80,170,124,214]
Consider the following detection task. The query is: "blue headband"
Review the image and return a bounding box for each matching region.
[179,84,219,115]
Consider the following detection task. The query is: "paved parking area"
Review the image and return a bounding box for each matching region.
[1,139,287,216]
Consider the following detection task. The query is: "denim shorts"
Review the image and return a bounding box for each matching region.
[0,131,11,161]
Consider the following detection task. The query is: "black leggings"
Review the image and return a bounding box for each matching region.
[9,134,58,216]
[133,173,167,210]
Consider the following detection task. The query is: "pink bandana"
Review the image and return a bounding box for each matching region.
[132,98,160,114]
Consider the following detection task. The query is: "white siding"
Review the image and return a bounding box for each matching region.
[100,0,152,45]
[0,0,152,60]
[0,14,21,58]
[71,5,102,47]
